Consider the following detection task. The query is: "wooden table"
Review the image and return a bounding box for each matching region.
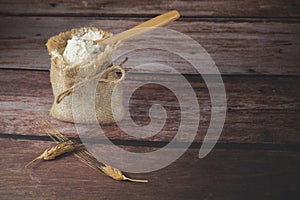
[1,1,299,199]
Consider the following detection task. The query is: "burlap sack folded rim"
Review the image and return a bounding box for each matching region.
[46,27,118,78]
[46,27,126,124]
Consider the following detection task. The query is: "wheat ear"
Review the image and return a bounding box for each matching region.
[99,165,148,183]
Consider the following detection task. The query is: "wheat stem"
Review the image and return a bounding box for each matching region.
[122,176,149,183]
[25,154,44,168]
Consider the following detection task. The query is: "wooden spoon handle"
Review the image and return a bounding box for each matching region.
[101,10,180,45]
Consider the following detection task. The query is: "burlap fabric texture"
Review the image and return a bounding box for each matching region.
[46,27,126,124]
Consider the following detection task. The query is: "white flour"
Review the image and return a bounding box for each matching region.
[62,29,104,66]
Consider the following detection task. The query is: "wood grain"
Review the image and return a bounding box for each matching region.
[1,17,299,75]
[0,70,299,144]
[1,0,300,17]
[0,138,299,199]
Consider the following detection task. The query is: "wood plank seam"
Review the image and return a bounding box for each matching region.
[1,133,300,152]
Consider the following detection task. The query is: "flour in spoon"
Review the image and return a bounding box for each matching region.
[62,29,104,66]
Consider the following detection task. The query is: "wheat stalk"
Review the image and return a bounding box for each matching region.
[33,113,148,183]
[38,114,69,143]
[74,150,99,171]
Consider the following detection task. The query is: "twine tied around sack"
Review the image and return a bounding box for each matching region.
[56,57,127,104]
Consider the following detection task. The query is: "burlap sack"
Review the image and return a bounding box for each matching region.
[46,27,126,124]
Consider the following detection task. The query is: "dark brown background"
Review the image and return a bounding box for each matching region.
[0,0,299,199]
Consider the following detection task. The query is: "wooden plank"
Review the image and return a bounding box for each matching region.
[1,70,299,110]
[0,138,299,199]
[1,17,299,75]
[1,107,300,145]
[0,70,299,144]
[1,0,300,17]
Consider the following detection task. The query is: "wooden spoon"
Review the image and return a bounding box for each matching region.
[97,10,180,45]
